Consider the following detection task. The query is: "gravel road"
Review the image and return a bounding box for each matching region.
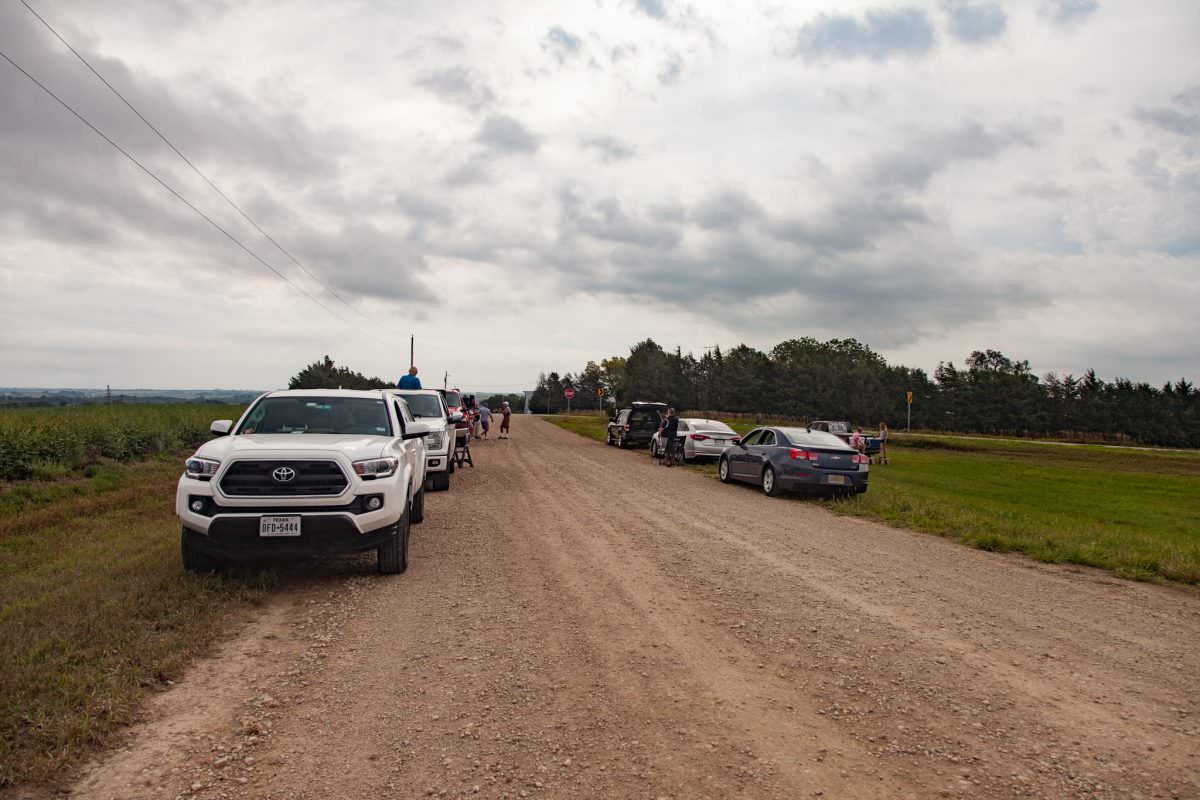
[68,417,1199,799]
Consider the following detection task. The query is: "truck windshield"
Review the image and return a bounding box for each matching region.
[401,394,444,419]
[238,397,392,436]
[443,391,462,408]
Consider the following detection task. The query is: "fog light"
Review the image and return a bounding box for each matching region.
[190,499,205,513]
[365,496,383,511]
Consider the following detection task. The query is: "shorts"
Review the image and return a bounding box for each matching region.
[481,420,490,431]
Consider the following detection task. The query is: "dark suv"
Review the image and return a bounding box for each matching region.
[606,402,667,448]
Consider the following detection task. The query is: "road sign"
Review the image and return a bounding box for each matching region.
[906,391,913,404]
[597,387,605,396]
[564,388,575,399]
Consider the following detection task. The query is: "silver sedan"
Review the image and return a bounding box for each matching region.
[650,418,739,461]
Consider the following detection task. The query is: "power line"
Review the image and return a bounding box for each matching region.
[0,46,385,343]
[19,0,395,334]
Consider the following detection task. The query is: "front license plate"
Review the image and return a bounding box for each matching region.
[259,516,301,537]
[826,474,847,485]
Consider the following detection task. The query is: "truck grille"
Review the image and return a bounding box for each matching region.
[219,460,348,497]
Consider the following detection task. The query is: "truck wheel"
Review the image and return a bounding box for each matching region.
[378,511,410,575]
[411,487,425,524]
[181,528,221,573]
[719,457,733,483]
[762,466,781,497]
[430,471,450,492]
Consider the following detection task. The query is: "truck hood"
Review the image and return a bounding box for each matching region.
[194,434,389,461]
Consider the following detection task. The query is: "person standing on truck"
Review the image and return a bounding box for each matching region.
[499,401,512,439]
[397,366,421,389]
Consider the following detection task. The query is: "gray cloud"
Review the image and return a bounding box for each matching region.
[1039,0,1099,28]
[767,195,930,253]
[393,191,452,226]
[476,114,540,154]
[559,189,682,250]
[791,7,936,64]
[295,223,435,304]
[442,159,493,187]
[866,121,1040,189]
[1017,180,1072,200]
[658,53,683,85]
[1134,88,1200,138]
[691,191,763,231]
[414,66,495,111]
[941,0,1007,45]
[581,135,636,163]
[543,26,584,65]
[634,0,668,20]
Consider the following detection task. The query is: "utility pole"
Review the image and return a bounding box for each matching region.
[443,371,449,390]
[410,335,414,369]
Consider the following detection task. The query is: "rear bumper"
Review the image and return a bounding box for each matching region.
[778,466,868,494]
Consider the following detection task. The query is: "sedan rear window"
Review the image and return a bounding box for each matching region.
[778,428,851,449]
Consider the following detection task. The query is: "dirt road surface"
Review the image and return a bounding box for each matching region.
[65,417,1199,799]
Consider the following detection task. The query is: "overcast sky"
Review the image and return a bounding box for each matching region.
[1,0,1197,392]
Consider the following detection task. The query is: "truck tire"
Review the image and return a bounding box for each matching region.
[377,511,410,575]
[411,487,425,524]
[448,454,456,474]
[181,528,221,573]
[430,471,451,492]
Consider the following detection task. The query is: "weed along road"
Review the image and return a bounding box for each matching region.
[68,418,1198,800]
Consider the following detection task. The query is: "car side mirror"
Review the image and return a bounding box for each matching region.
[402,431,429,440]
[210,420,232,436]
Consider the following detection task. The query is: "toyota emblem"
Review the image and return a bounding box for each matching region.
[272,466,297,482]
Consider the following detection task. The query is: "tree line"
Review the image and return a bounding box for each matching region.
[530,338,1200,448]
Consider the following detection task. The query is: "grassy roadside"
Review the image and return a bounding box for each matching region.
[0,457,275,790]
[545,415,1200,583]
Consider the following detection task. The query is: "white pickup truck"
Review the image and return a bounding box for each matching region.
[176,389,429,574]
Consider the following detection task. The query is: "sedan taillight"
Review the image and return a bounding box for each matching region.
[852,453,870,465]
[624,424,631,431]
[789,448,820,462]
[690,433,709,440]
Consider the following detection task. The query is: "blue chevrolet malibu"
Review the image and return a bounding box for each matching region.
[719,426,869,497]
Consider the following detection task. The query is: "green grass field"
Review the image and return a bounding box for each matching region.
[0,403,271,790]
[545,414,1200,583]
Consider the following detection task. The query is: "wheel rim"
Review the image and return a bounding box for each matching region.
[720,459,728,480]
[763,469,774,493]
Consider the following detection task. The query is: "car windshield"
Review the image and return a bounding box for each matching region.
[401,394,444,419]
[238,397,392,436]
[778,428,851,449]
[444,391,462,407]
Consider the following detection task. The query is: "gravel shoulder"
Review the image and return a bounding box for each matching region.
[61,417,1200,799]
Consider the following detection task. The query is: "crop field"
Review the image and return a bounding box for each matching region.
[0,403,246,482]
[0,403,262,787]
[546,414,1200,583]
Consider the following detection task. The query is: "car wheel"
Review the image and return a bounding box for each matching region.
[719,457,733,483]
[378,510,410,575]
[411,487,425,524]
[181,528,221,573]
[617,434,626,449]
[606,430,614,446]
[762,465,781,497]
[431,471,451,492]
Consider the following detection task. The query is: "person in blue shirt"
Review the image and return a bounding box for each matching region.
[397,367,422,389]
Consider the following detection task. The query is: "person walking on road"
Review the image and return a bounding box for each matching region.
[499,401,512,439]
[397,366,421,389]
[478,403,492,440]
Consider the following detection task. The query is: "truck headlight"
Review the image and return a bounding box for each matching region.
[353,457,399,479]
[425,431,445,451]
[185,457,220,480]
